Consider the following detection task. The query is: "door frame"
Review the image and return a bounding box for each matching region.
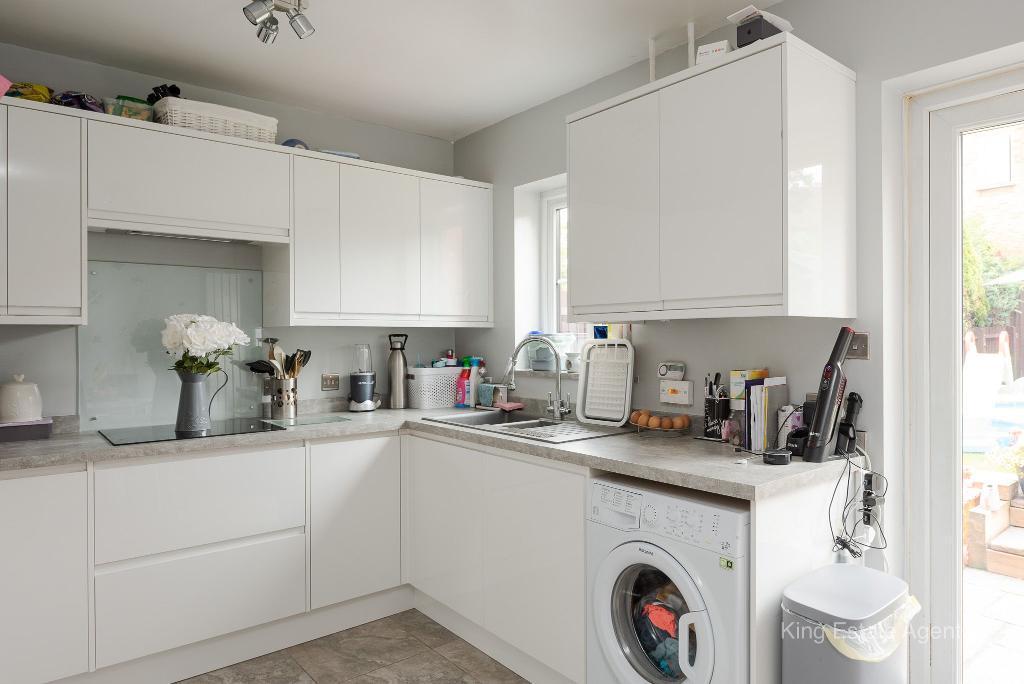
[905,65,1024,684]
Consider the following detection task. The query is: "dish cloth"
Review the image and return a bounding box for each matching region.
[494,401,525,412]
[478,383,495,407]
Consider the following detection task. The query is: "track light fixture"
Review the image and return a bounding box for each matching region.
[242,0,314,44]
[256,15,279,44]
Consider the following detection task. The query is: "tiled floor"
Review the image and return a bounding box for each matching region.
[179,610,528,684]
[963,567,1024,684]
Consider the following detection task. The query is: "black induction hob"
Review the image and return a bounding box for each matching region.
[99,417,287,446]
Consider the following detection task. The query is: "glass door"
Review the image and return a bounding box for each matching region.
[924,87,1024,683]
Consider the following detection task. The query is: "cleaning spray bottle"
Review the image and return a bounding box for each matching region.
[455,357,472,408]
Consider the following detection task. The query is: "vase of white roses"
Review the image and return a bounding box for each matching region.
[161,314,250,434]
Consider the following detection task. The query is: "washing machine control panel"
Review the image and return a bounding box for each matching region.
[590,480,749,557]
[645,499,747,556]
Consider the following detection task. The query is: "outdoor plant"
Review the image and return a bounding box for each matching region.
[161,314,250,375]
[995,440,1024,495]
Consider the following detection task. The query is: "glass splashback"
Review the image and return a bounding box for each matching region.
[79,261,263,431]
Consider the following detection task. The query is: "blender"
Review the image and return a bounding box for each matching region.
[349,343,381,412]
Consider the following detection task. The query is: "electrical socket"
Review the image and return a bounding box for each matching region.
[321,373,340,391]
[848,332,870,360]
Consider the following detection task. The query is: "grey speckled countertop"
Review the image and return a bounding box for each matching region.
[0,409,846,501]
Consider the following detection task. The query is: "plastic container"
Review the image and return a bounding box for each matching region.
[407,367,463,409]
[103,96,154,121]
[154,97,277,143]
[782,564,919,684]
[455,358,473,408]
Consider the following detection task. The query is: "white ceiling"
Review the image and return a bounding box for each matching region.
[0,0,776,141]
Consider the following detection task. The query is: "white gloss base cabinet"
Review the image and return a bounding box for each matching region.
[94,531,306,669]
[0,105,86,324]
[567,33,856,321]
[404,435,586,682]
[92,446,306,668]
[310,436,402,609]
[94,446,306,564]
[0,472,89,684]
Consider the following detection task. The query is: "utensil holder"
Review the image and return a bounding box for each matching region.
[703,397,730,439]
[271,378,297,420]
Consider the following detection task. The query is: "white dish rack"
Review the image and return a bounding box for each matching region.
[154,97,278,144]
[407,367,464,409]
[576,340,634,427]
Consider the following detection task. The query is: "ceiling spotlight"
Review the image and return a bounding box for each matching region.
[287,8,315,39]
[256,15,279,44]
[242,0,274,26]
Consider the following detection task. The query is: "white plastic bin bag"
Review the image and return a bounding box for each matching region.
[782,564,919,684]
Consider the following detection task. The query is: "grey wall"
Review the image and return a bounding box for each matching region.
[453,0,1024,453]
[0,41,454,174]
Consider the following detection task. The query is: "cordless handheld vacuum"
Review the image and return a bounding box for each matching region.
[803,326,856,462]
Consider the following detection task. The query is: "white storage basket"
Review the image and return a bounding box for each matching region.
[154,97,278,143]
[407,367,464,409]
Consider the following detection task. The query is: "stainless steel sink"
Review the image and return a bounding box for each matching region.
[424,412,624,444]
[424,411,531,427]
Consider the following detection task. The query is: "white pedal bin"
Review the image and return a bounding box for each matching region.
[782,564,919,684]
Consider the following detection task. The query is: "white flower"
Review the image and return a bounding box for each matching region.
[161,314,249,357]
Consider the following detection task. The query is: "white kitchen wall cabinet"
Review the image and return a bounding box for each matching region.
[265,165,493,327]
[660,47,783,309]
[0,97,493,328]
[292,156,343,318]
[339,165,421,319]
[310,436,401,609]
[1,106,85,324]
[406,436,486,624]
[567,91,661,315]
[567,33,856,321]
[87,120,291,242]
[420,179,492,322]
[0,472,88,684]
[406,436,586,681]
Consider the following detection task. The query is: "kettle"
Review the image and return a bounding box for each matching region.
[387,334,409,409]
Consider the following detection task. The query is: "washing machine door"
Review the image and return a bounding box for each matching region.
[593,541,714,683]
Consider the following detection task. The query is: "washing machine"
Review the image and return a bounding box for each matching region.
[587,475,750,683]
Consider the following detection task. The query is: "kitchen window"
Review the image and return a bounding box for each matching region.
[541,189,590,348]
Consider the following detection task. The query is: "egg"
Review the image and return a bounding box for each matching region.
[647,416,662,429]
[679,415,691,429]
[635,414,650,427]
[639,409,651,417]
[671,416,687,430]
[630,410,643,424]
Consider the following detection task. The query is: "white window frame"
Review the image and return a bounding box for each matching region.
[540,187,568,334]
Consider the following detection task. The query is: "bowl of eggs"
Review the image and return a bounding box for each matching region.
[628,409,691,434]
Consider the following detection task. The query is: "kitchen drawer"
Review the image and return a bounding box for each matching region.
[95,446,305,564]
[95,531,305,668]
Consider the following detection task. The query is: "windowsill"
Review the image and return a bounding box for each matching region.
[514,369,580,380]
